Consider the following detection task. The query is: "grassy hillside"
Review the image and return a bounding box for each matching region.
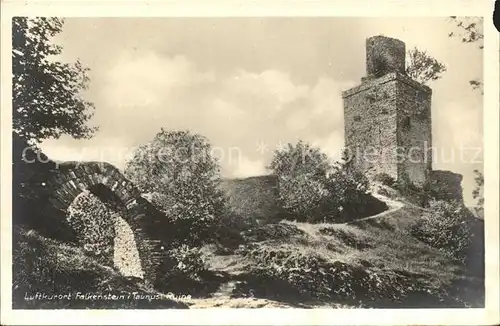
[12,226,188,309]
[194,201,484,308]
[12,181,484,309]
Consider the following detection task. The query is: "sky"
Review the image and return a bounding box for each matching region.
[40,17,484,205]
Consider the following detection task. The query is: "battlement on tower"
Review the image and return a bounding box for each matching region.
[342,72,432,99]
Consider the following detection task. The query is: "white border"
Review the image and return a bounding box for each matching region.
[1,1,499,325]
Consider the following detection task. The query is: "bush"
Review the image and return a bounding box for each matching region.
[319,158,374,222]
[411,200,472,262]
[166,245,207,279]
[154,244,210,295]
[156,245,207,282]
[373,173,396,187]
[125,130,227,247]
[268,141,331,222]
[268,143,377,223]
[278,173,329,221]
[237,244,445,304]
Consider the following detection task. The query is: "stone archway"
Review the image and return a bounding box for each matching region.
[67,188,145,280]
[42,161,166,285]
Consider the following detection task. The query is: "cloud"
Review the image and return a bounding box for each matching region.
[41,18,483,208]
[42,51,350,180]
[104,52,215,108]
[224,70,310,106]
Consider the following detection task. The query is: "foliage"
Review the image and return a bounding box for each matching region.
[448,16,484,93]
[12,17,97,145]
[237,245,446,305]
[328,150,371,195]
[268,140,331,180]
[320,152,374,222]
[411,200,472,262]
[406,47,447,85]
[472,169,484,217]
[164,245,207,279]
[12,227,187,309]
[154,244,211,295]
[124,129,226,246]
[241,222,306,243]
[448,16,484,49]
[373,173,396,187]
[267,141,331,221]
[277,173,330,221]
[66,191,115,264]
[268,143,376,223]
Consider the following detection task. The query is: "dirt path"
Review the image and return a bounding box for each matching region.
[343,194,405,225]
[188,193,404,308]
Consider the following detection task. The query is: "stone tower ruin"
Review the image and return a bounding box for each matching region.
[342,35,433,186]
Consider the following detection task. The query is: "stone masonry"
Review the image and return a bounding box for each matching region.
[41,161,166,285]
[342,35,433,186]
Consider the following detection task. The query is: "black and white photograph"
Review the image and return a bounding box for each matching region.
[1,1,499,325]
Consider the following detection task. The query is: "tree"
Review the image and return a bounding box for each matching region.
[406,17,483,92]
[268,140,331,180]
[448,16,484,93]
[448,16,484,49]
[406,47,447,85]
[268,143,374,223]
[472,169,484,218]
[124,129,226,246]
[12,17,97,145]
[268,141,331,221]
[328,149,370,195]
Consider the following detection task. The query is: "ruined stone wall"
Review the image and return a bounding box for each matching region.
[429,170,464,202]
[342,73,400,180]
[396,74,433,186]
[366,36,406,78]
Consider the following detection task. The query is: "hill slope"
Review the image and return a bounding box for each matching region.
[12,226,188,309]
[194,201,484,308]
[12,196,484,309]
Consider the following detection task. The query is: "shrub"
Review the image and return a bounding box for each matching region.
[237,244,445,304]
[154,244,210,295]
[125,130,227,246]
[411,200,472,262]
[472,169,484,218]
[373,173,396,187]
[278,173,329,222]
[268,141,331,221]
[320,158,374,222]
[166,245,207,279]
[268,143,376,223]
